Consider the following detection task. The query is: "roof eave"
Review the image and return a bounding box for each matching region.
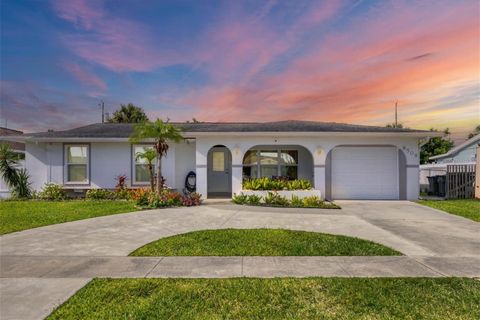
[12,130,440,142]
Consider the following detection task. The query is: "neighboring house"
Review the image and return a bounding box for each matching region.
[429,134,479,164]
[7,121,438,200]
[0,127,25,199]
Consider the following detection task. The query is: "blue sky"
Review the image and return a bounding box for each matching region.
[1,0,479,142]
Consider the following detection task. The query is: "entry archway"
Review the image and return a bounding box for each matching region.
[207,145,232,198]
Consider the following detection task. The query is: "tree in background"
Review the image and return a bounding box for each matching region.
[130,119,184,193]
[467,125,480,139]
[420,128,454,164]
[386,123,404,128]
[107,103,149,123]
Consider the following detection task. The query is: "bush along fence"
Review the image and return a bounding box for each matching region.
[233,192,339,209]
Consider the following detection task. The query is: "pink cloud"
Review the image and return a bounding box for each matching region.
[52,0,184,72]
[176,0,479,131]
[63,62,107,95]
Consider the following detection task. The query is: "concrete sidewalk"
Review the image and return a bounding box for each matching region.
[2,255,479,279]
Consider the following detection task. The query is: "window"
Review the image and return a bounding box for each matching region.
[242,149,298,179]
[133,145,155,184]
[212,151,225,171]
[65,145,89,184]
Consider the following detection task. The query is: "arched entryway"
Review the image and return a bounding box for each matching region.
[207,145,232,198]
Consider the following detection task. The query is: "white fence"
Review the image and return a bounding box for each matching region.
[419,162,475,194]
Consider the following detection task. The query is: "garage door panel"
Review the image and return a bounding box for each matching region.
[332,147,398,200]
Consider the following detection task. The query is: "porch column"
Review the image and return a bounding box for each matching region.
[312,146,328,199]
[195,143,208,199]
[231,146,243,196]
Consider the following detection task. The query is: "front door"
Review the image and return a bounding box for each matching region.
[207,146,232,198]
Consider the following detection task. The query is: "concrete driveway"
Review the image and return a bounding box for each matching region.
[1,201,479,319]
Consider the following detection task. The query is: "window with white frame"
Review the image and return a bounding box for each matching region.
[65,145,89,184]
[243,149,298,180]
[132,145,156,184]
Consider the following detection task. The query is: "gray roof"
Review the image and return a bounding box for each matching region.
[22,120,428,138]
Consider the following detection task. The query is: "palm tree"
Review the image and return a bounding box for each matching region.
[0,143,31,198]
[130,119,184,193]
[107,103,149,123]
[0,143,19,189]
[135,148,156,191]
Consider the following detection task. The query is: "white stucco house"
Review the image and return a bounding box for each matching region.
[6,120,439,200]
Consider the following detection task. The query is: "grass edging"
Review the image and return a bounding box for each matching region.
[129,228,401,256]
[47,277,480,319]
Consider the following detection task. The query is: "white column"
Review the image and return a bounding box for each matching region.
[195,142,208,199]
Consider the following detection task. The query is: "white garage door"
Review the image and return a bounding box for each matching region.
[331,146,398,200]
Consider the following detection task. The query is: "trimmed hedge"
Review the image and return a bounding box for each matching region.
[243,177,312,191]
[232,192,339,209]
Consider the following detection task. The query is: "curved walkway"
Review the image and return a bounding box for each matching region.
[1,201,479,319]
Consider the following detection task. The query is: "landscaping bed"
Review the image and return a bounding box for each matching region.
[233,192,339,209]
[48,278,480,319]
[130,229,400,256]
[418,199,479,222]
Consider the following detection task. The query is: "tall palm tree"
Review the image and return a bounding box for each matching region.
[108,103,149,123]
[130,119,184,193]
[135,148,156,191]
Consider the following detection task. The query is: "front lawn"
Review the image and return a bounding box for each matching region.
[130,228,401,256]
[48,278,480,319]
[418,199,480,222]
[0,200,139,235]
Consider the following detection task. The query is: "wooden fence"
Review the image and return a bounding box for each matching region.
[446,164,476,199]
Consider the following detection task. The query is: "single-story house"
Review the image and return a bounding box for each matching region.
[6,120,439,200]
[429,134,479,164]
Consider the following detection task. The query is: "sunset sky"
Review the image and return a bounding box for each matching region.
[1,0,479,143]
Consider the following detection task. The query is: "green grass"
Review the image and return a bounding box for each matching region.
[0,200,139,234]
[48,278,480,320]
[130,228,401,256]
[418,199,480,222]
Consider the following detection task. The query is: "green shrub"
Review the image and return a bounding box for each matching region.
[243,177,312,191]
[11,169,32,199]
[115,188,131,200]
[264,192,289,206]
[246,194,262,205]
[39,183,67,200]
[290,195,303,207]
[302,196,323,208]
[232,193,249,204]
[86,189,116,200]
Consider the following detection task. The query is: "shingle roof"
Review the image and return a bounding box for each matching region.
[0,127,25,151]
[22,120,428,138]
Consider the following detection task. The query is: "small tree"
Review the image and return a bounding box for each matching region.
[0,144,31,198]
[135,149,156,192]
[129,119,184,193]
[386,123,404,128]
[467,125,480,139]
[420,128,454,164]
[107,103,149,123]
